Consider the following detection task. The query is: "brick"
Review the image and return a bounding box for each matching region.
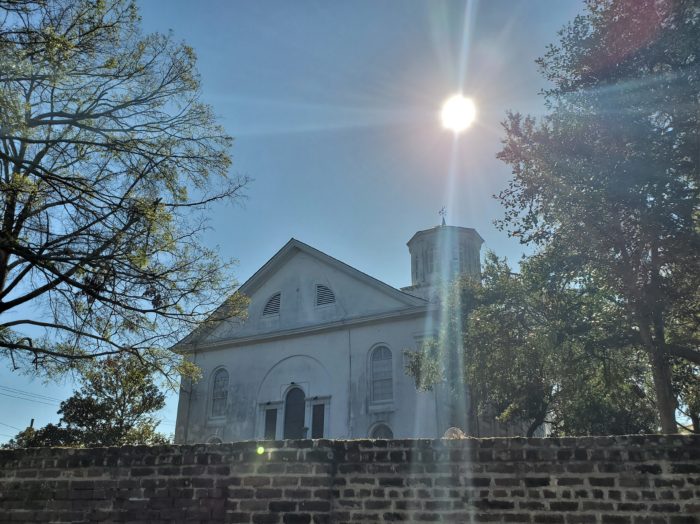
[378,477,404,487]
[589,477,615,487]
[365,500,391,510]
[270,501,296,512]
[525,477,550,487]
[649,503,680,512]
[635,464,663,474]
[382,512,408,522]
[671,464,700,474]
[669,518,698,524]
[283,515,311,524]
[503,515,531,523]
[244,476,271,487]
[299,501,330,512]
[602,517,631,524]
[1,436,699,524]
[550,501,578,511]
[252,514,281,524]
[255,488,283,499]
[472,499,515,510]
[557,477,583,486]
[534,515,565,523]
[566,517,596,524]
[228,488,255,498]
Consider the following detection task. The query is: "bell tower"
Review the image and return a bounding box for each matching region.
[403,223,483,300]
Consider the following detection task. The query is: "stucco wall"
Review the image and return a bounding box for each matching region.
[175,314,439,444]
[1,435,698,523]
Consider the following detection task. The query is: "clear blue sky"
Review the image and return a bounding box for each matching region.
[0,0,583,443]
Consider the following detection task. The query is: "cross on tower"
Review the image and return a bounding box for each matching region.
[439,207,446,226]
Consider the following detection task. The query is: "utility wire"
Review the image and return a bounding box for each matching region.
[0,385,64,402]
[0,391,59,407]
[0,421,22,431]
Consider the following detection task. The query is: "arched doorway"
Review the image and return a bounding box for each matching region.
[370,423,393,439]
[283,387,306,439]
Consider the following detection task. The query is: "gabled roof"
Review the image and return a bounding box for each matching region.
[174,238,427,350]
[239,238,426,307]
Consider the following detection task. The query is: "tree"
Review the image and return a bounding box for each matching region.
[3,355,168,448]
[0,0,248,377]
[406,252,657,437]
[497,0,699,432]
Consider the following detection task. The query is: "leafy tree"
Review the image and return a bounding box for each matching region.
[3,355,168,448]
[406,252,658,437]
[0,0,248,377]
[496,0,699,432]
[673,360,700,432]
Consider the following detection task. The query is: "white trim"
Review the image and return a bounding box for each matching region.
[305,395,331,439]
[239,239,427,306]
[368,343,394,407]
[176,306,429,353]
[207,366,229,421]
[257,401,283,440]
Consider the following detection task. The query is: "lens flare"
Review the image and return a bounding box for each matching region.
[256,446,265,455]
[440,94,476,133]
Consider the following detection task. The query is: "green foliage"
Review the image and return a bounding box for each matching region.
[673,360,700,432]
[496,0,699,432]
[0,0,248,379]
[406,252,658,437]
[3,355,169,448]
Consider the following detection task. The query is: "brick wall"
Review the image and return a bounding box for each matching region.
[1,435,698,523]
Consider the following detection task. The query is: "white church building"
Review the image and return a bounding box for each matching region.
[173,224,489,444]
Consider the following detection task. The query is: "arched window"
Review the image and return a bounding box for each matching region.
[263,292,281,316]
[315,284,335,306]
[370,423,393,439]
[371,346,393,402]
[211,368,229,417]
[283,387,306,439]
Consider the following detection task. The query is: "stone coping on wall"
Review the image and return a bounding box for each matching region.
[1,435,699,523]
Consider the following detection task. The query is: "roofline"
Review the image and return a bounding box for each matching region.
[239,238,427,306]
[406,225,484,246]
[173,237,427,349]
[175,305,430,353]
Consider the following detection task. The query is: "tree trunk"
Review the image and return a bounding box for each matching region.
[526,413,546,438]
[639,323,677,433]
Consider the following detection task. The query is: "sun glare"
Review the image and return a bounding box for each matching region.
[440,94,476,133]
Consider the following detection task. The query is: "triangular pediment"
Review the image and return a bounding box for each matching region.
[178,239,426,348]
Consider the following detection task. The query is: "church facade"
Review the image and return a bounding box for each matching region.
[173,224,487,444]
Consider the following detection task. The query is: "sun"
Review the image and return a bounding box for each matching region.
[440,94,476,133]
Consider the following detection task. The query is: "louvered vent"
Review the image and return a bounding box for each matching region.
[263,293,281,316]
[315,285,335,306]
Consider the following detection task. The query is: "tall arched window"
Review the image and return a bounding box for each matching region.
[283,387,306,439]
[371,346,393,402]
[211,368,229,417]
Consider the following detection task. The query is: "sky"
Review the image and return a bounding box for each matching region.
[0,0,584,444]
